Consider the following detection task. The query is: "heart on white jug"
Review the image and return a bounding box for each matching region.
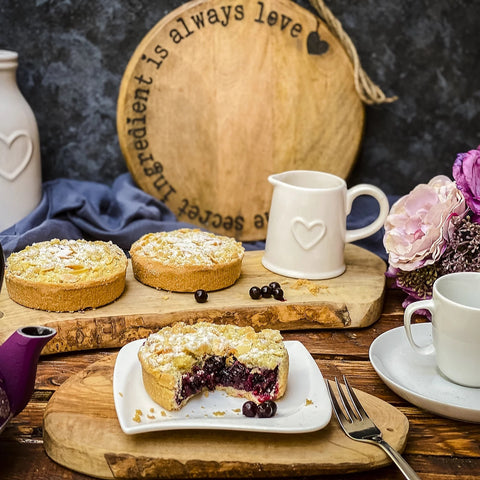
[0,131,33,181]
[291,218,327,250]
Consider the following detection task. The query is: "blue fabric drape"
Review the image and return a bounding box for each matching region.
[0,173,393,260]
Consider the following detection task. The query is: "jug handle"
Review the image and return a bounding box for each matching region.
[345,184,390,244]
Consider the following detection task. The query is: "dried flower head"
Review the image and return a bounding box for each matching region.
[439,214,480,274]
[393,264,439,301]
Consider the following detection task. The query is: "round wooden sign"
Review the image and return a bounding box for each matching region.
[117,0,364,241]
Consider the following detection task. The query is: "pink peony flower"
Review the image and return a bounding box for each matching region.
[383,175,466,271]
[453,145,480,219]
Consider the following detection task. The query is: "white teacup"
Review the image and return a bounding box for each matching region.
[404,272,480,388]
[262,170,389,279]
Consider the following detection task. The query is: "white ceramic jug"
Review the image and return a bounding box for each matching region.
[262,170,389,279]
[0,50,42,231]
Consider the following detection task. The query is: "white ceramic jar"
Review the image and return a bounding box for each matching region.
[262,170,389,279]
[0,50,42,231]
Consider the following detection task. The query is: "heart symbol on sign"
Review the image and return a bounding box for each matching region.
[0,131,33,181]
[307,31,329,56]
[291,218,327,250]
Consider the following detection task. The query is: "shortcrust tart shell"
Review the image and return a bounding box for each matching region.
[5,238,128,312]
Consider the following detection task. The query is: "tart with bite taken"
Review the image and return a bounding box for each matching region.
[137,322,289,411]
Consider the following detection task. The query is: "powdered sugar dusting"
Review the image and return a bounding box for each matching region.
[131,229,244,266]
[140,322,287,372]
[6,238,127,283]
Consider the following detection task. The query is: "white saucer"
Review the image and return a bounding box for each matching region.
[369,323,480,423]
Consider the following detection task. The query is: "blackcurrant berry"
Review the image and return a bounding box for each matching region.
[272,288,284,301]
[261,285,272,298]
[249,286,262,299]
[242,401,258,417]
[257,400,277,418]
[266,400,277,416]
[269,281,281,290]
[194,289,208,303]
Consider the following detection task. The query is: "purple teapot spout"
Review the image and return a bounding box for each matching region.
[0,242,57,433]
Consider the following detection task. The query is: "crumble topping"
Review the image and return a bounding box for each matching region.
[130,228,244,267]
[6,238,127,284]
[291,278,327,296]
[132,409,143,423]
[139,322,286,372]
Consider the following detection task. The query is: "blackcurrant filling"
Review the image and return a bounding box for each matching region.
[177,354,279,405]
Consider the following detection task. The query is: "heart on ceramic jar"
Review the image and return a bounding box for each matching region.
[291,218,327,250]
[0,131,33,181]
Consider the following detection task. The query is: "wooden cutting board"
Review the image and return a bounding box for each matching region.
[117,0,364,241]
[0,246,385,355]
[43,357,409,479]
[0,246,385,353]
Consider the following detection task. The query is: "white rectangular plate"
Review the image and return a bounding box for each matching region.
[113,339,331,434]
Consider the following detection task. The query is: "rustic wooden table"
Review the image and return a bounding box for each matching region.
[1,286,479,480]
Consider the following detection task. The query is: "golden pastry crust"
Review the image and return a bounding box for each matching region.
[138,322,289,411]
[130,229,244,292]
[5,238,128,312]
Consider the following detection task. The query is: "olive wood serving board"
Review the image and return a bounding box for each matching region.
[0,245,385,355]
[117,0,364,241]
[43,358,409,479]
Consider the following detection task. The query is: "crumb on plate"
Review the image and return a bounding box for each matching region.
[133,409,143,423]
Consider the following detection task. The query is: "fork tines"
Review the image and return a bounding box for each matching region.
[330,375,368,422]
[325,374,381,439]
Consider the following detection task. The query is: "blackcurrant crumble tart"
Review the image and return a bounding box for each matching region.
[130,228,244,292]
[138,322,289,411]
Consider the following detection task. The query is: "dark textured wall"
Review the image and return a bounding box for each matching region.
[1,0,479,196]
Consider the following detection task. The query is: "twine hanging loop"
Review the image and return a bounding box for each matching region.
[309,0,398,105]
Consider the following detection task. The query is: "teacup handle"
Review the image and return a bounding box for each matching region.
[345,184,390,243]
[403,300,435,355]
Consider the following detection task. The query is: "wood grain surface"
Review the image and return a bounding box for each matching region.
[0,246,386,354]
[43,360,408,479]
[2,288,480,480]
[117,0,364,241]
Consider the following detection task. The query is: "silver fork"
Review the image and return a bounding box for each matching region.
[326,376,421,480]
